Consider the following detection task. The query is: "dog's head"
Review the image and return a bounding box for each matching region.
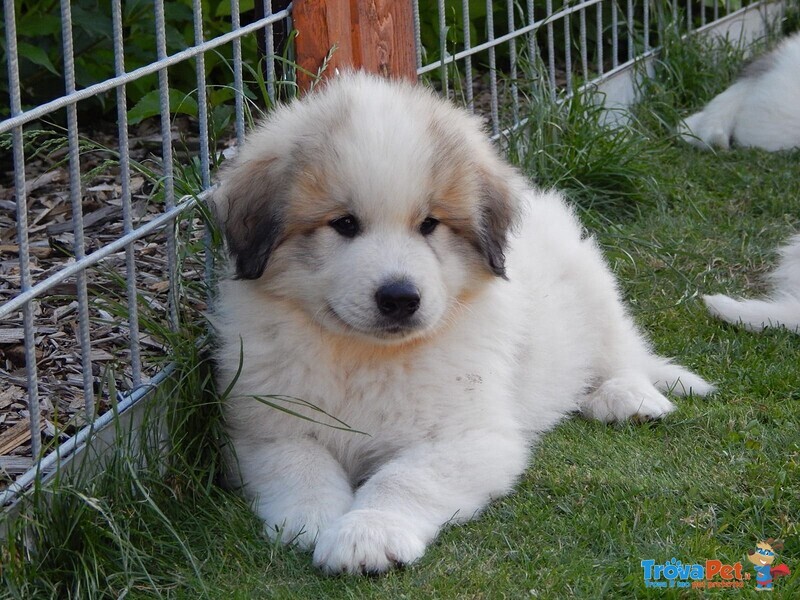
[214,72,526,343]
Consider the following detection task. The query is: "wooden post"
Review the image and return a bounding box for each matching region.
[292,0,417,93]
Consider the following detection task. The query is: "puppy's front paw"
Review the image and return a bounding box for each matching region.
[312,509,428,575]
[583,376,675,423]
[260,487,353,550]
[265,507,341,551]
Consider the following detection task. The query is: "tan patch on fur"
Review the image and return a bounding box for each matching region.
[424,129,482,239]
[220,156,280,233]
[263,290,437,363]
[425,115,520,272]
[427,122,478,202]
[324,332,432,364]
[283,163,349,237]
[216,155,295,278]
[430,168,479,226]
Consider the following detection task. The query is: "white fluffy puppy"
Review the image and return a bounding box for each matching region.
[679,31,800,151]
[704,234,800,332]
[213,72,712,575]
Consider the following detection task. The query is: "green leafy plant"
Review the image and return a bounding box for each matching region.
[0,0,263,119]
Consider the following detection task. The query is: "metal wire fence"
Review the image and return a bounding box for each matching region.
[0,0,291,506]
[0,0,786,508]
[414,0,784,137]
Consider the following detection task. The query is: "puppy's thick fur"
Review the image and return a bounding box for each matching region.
[678,32,800,151]
[214,72,712,574]
[704,234,800,332]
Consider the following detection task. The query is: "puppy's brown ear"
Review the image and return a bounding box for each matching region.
[215,156,287,280]
[476,166,521,279]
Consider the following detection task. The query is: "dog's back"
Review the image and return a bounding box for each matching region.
[679,32,800,151]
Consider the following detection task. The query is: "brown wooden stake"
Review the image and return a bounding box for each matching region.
[293,0,417,93]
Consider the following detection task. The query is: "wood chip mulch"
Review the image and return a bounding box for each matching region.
[0,117,214,488]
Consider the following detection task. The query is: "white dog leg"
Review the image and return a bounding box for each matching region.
[649,360,716,397]
[565,237,713,422]
[678,81,749,149]
[581,370,677,423]
[312,429,527,574]
[235,436,354,550]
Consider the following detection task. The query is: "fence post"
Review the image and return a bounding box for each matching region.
[292,0,417,92]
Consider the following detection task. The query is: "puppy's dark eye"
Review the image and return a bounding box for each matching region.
[419,217,439,236]
[329,215,360,238]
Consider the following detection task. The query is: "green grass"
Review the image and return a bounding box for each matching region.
[4,140,798,600]
[3,29,800,600]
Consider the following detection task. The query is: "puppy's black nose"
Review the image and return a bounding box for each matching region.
[375,281,421,320]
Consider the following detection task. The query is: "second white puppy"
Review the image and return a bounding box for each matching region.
[704,234,800,332]
[679,31,800,151]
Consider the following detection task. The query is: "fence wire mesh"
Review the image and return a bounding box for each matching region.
[0,0,787,507]
[414,0,781,136]
[0,0,291,506]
